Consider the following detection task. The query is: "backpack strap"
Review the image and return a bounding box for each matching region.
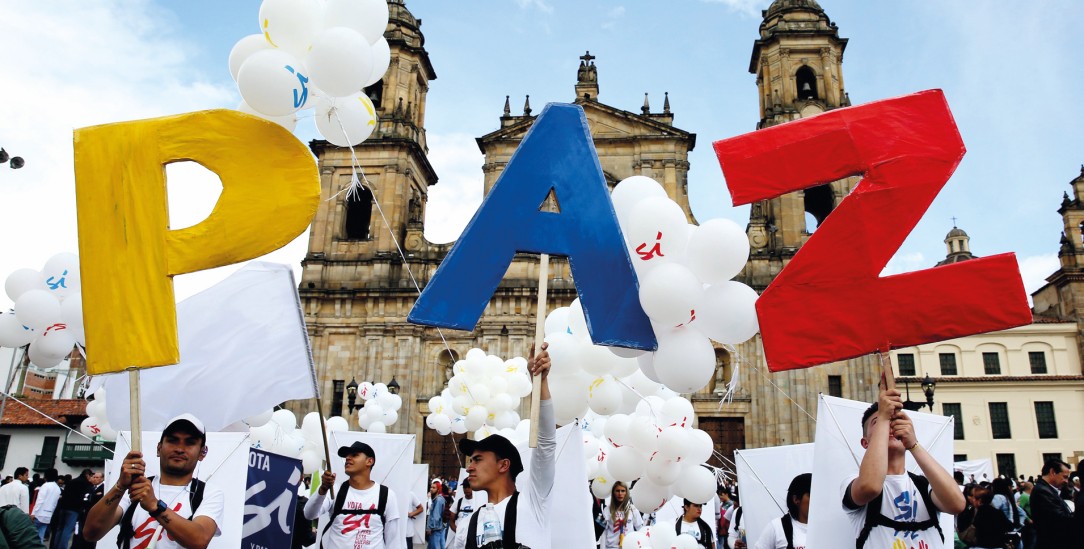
[781,514,794,549]
[319,481,352,549]
[697,518,712,548]
[464,492,520,549]
[855,473,943,549]
[734,506,742,529]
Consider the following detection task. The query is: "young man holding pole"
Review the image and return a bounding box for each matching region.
[305,441,404,549]
[83,413,225,549]
[456,344,552,549]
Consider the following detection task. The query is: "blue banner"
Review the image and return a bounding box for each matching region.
[242,448,303,549]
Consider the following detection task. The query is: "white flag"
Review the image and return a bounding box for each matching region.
[99,262,318,432]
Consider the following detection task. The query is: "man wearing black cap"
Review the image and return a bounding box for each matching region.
[304,440,403,549]
[454,343,553,549]
[83,413,225,549]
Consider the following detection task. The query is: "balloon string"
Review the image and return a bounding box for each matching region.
[721,344,816,423]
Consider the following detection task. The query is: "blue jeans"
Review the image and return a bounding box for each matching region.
[51,509,79,549]
[33,518,49,542]
[427,527,446,549]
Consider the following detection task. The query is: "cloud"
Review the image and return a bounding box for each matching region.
[423,133,485,244]
[698,0,763,17]
[515,0,554,14]
[602,6,626,30]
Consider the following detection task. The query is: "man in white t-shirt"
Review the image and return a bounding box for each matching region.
[29,468,61,542]
[842,384,965,548]
[752,472,810,549]
[448,480,477,549]
[405,490,423,547]
[0,467,30,514]
[304,440,404,549]
[83,413,226,549]
[457,343,553,549]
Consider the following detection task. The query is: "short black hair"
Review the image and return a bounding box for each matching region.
[860,402,878,436]
[786,473,813,517]
[682,499,703,508]
[13,467,27,478]
[461,479,471,489]
[44,468,58,482]
[1042,459,1069,476]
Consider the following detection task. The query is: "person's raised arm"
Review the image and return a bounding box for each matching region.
[303,470,335,521]
[527,342,556,514]
[84,451,143,542]
[848,386,900,507]
[891,412,966,514]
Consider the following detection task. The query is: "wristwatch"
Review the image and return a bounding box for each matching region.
[148,500,168,518]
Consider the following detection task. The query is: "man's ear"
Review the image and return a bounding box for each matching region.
[199,446,208,461]
[860,437,870,450]
[497,458,510,474]
[156,442,162,457]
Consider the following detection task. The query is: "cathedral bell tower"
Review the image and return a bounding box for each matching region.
[742,0,857,291]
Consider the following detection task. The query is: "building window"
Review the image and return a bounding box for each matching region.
[942,403,964,440]
[939,353,958,376]
[1042,452,1063,465]
[1034,401,1058,439]
[828,375,842,398]
[982,352,1001,375]
[0,434,8,470]
[995,453,1016,479]
[331,380,345,417]
[897,353,916,377]
[344,187,374,240]
[1028,352,1048,374]
[795,66,818,100]
[954,454,968,463]
[989,402,1011,439]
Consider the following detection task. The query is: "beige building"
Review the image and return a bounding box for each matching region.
[292,0,1083,478]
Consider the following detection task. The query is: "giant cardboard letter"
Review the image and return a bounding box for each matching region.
[75,110,319,374]
[714,90,1031,371]
[408,103,656,350]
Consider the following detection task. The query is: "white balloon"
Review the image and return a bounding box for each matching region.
[86,400,106,420]
[97,422,118,442]
[380,409,398,427]
[626,370,660,399]
[656,426,690,461]
[33,326,75,359]
[581,345,620,377]
[638,263,703,327]
[366,421,387,433]
[611,175,667,229]
[607,345,645,359]
[544,332,583,378]
[695,281,761,344]
[28,343,65,369]
[80,417,105,439]
[676,465,716,504]
[300,412,323,441]
[237,49,310,116]
[41,253,80,298]
[464,406,488,431]
[322,0,390,44]
[271,409,297,430]
[686,429,715,465]
[610,356,639,379]
[625,197,690,272]
[258,0,322,57]
[493,410,519,430]
[686,218,750,284]
[228,34,273,81]
[629,478,671,514]
[660,397,695,428]
[627,419,659,455]
[301,450,322,475]
[465,348,486,361]
[0,309,33,348]
[647,525,678,549]
[566,299,589,340]
[673,534,700,549]
[654,327,716,394]
[637,353,661,383]
[5,269,43,302]
[544,307,571,336]
[238,100,298,131]
[15,290,62,331]
[314,92,378,146]
[245,410,274,428]
[385,393,403,411]
[606,446,646,483]
[591,472,613,499]
[550,374,590,426]
[325,416,349,432]
[604,414,632,448]
[645,455,682,486]
[586,376,622,416]
[306,27,374,98]
[363,37,391,87]
[59,293,84,347]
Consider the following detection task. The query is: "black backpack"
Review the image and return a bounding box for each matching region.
[117,477,205,549]
[320,481,389,549]
[465,492,526,549]
[855,472,943,549]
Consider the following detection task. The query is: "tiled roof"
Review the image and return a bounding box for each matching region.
[897,375,1084,384]
[0,398,87,427]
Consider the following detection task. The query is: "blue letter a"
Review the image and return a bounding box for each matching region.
[408,103,656,350]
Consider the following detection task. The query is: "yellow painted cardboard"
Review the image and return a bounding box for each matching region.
[74,109,319,375]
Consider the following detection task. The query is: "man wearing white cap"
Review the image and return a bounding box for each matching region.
[83,413,225,549]
[305,440,404,549]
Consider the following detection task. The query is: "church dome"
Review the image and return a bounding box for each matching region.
[945,226,968,240]
[764,0,825,19]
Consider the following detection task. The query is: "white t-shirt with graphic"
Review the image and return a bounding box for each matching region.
[751,516,806,549]
[449,495,478,549]
[679,519,706,544]
[117,481,225,549]
[599,501,643,549]
[305,483,403,549]
[842,473,941,549]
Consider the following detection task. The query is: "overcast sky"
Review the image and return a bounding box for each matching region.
[0,0,1080,305]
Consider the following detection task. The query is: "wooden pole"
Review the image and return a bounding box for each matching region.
[128,368,142,455]
[529,252,550,449]
[314,396,335,499]
[879,349,895,392]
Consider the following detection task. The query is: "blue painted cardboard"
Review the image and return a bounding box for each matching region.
[408,103,656,350]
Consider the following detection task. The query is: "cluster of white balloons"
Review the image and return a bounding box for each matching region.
[424,348,534,440]
[581,393,717,513]
[79,388,118,442]
[230,0,391,146]
[354,381,403,433]
[0,253,84,369]
[613,175,760,394]
[249,408,347,475]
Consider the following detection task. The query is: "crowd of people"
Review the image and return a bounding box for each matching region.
[0,465,104,548]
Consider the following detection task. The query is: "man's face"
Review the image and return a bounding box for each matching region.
[463,486,473,498]
[158,431,205,476]
[343,452,373,475]
[466,450,507,491]
[1046,465,1071,488]
[861,414,904,451]
[90,472,103,485]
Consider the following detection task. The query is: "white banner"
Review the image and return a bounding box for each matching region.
[734,443,814,545]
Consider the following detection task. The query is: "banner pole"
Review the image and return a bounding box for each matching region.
[314,396,335,499]
[879,349,895,392]
[128,368,142,455]
[529,252,550,449]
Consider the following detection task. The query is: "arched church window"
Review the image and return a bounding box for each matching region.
[438,349,459,381]
[364,79,384,110]
[803,183,834,229]
[796,66,818,100]
[344,187,374,240]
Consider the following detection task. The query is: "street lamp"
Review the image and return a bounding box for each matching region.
[387,377,400,395]
[0,148,24,169]
[346,378,360,413]
[902,373,936,411]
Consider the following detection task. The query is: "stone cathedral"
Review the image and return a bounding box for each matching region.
[293,0,880,474]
